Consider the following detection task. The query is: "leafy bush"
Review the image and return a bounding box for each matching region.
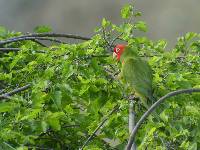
[0,4,199,150]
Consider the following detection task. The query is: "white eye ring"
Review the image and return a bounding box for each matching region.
[116,48,120,53]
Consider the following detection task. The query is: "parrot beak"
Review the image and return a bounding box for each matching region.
[113,52,117,59]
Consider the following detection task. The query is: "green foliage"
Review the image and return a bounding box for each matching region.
[0,4,200,150]
[0,26,8,37]
[34,25,52,33]
[120,4,133,19]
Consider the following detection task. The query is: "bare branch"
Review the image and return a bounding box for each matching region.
[0,48,49,53]
[80,104,120,150]
[78,54,110,60]
[0,33,91,46]
[35,37,68,44]
[31,39,48,47]
[0,84,31,100]
[0,48,20,52]
[126,88,200,150]
[38,124,80,137]
[0,37,68,46]
[3,142,16,150]
[102,27,111,47]
[0,89,5,95]
[110,32,123,47]
[24,33,91,40]
[62,124,80,128]
[24,145,53,150]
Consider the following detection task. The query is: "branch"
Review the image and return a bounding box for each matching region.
[62,124,80,128]
[0,37,68,46]
[78,54,110,60]
[0,89,5,95]
[0,48,49,54]
[24,33,91,40]
[125,88,200,150]
[0,33,91,46]
[3,142,16,150]
[0,48,20,52]
[31,39,48,47]
[97,137,118,150]
[38,124,80,137]
[129,98,136,150]
[80,104,120,150]
[110,32,123,47]
[102,27,111,48]
[32,37,67,44]
[0,84,31,100]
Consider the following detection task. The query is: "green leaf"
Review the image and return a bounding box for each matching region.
[134,12,142,17]
[1,4,200,149]
[9,54,23,70]
[47,112,64,131]
[34,25,52,33]
[188,142,197,150]
[101,18,110,28]
[17,147,28,150]
[160,111,169,122]
[32,90,47,107]
[0,102,13,113]
[53,91,62,108]
[180,141,190,149]
[135,21,147,32]
[79,84,90,95]
[121,4,133,19]
[185,32,197,41]
[62,62,76,79]
[0,26,7,37]
[64,105,74,115]
[43,67,55,79]
[41,121,48,132]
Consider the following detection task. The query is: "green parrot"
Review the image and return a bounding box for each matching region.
[113,44,154,108]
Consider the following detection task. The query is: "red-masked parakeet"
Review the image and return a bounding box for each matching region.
[113,44,154,108]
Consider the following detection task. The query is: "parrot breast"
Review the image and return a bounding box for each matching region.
[121,48,154,106]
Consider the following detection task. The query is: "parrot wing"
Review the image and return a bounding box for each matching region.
[122,57,153,106]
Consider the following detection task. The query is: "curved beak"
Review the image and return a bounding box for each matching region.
[113,52,117,59]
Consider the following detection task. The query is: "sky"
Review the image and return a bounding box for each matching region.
[0,0,200,48]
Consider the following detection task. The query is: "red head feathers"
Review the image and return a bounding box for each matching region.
[113,44,126,61]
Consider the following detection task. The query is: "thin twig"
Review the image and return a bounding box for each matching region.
[3,142,16,150]
[80,104,120,150]
[24,33,91,40]
[31,39,48,47]
[35,37,67,44]
[78,54,110,60]
[62,124,80,128]
[110,32,123,47]
[25,145,52,150]
[0,33,91,46]
[0,48,54,53]
[38,124,80,137]
[97,137,118,150]
[126,88,200,150]
[0,84,31,100]
[0,89,5,95]
[0,37,67,46]
[102,27,111,47]
[0,48,20,52]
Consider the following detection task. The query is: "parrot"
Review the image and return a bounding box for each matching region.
[113,44,154,108]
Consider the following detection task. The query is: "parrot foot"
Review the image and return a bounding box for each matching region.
[127,94,140,104]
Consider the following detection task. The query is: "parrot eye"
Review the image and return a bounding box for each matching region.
[116,48,120,53]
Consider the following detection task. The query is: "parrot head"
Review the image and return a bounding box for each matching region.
[113,44,126,61]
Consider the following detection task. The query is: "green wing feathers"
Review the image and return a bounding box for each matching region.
[122,56,154,107]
